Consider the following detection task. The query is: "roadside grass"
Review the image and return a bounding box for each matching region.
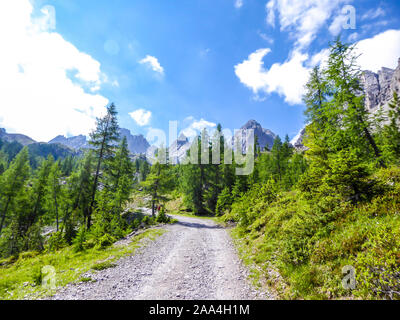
[0,228,165,300]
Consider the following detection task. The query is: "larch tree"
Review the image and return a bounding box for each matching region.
[87,103,120,229]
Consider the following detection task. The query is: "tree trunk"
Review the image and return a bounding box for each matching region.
[88,137,106,229]
[363,126,386,168]
[53,191,59,232]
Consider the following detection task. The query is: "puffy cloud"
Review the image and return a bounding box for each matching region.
[129,109,152,126]
[266,0,348,49]
[139,55,164,75]
[0,0,109,142]
[235,48,310,105]
[181,118,216,139]
[235,29,400,105]
[355,29,400,72]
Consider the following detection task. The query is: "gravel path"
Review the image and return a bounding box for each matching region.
[50,215,272,300]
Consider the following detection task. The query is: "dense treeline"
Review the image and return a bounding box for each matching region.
[0,104,152,259]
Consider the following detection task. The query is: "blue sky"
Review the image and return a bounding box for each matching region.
[0,0,400,144]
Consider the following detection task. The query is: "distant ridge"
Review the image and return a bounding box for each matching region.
[0,128,36,146]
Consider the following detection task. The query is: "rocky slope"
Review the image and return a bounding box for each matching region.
[168,133,191,164]
[361,58,400,113]
[0,128,36,146]
[48,128,150,155]
[49,134,88,150]
[119,129,150,155]
[235,120,276,152]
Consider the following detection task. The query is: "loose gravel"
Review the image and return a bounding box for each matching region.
[50,215,272,300]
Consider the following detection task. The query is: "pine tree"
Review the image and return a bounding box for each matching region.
[24,155,53,232]
[142,160,173,216]
[105,136,134,212]
[382,92,400,161]
[46,160,63,231]
[87,103,120,229]
[325,38,385,168]
[0,147,30,234]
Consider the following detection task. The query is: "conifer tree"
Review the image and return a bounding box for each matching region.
[87,103,120,229]
[0,147,30,234]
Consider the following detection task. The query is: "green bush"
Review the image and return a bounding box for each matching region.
[96,234,116,249]
[46,232,67,252]
[354,224,400,300]
[91,261,117,271]
[156,209,170,224]
[142,216,150,225]
[73,227,87,252]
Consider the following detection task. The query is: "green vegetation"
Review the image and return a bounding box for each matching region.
[1,37,399,300]
[153,39,399,300]
[0,103,172,297]
[0,228,164,300]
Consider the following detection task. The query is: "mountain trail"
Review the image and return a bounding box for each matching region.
[50,215,272,300]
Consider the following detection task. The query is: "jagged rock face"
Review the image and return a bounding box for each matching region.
[361,58,400,112]
[168,133,191,163]
[48,134,88,150]
[119,128,150,154]
[290,128,308,151]
[238,120,276,151]
[0,128,36,146]
[48,128,150,155]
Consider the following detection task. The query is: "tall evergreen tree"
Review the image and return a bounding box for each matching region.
[87,103,120,229]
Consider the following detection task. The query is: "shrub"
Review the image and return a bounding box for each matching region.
[18,251,40,260]
[46,232,67,252]
[91,261,117,271]
[354,225,400,300]
[96,234,116,249]
[142,216,150,225]
[73,227,87,252]
[156,209,170,224]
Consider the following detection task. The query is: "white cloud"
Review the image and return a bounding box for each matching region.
[180,118,216,139]
[235,29,400,105]
[129,109,152,126]
[266,0,348,49]
[235,48,310,105]
[309,48,330,68]
[348,32,359,42]
[258,31,274,44]
[355,29,400,72]
[266,0,276,27]
[361,7,385,21]
[0,0,109,142]
[139,55,164,75]
[234,0,243,9]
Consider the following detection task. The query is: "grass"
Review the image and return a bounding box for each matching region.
[0,228,165,300]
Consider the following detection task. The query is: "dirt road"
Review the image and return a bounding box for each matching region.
[51,215,271,300]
